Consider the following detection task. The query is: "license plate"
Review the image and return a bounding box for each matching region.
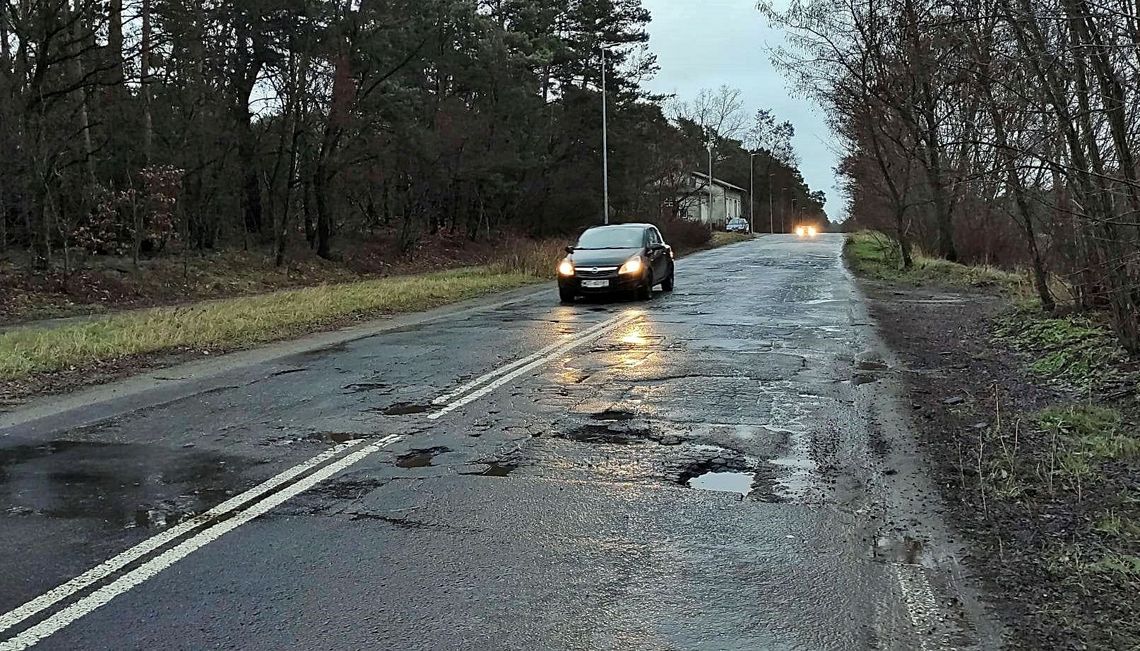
[581,279,610,289]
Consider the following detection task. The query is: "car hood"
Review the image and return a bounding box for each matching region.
[569,247,642,267]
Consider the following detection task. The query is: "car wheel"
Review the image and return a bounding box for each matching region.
[635,275,652,300]
[559,289,576,304]
[661,271,674,292]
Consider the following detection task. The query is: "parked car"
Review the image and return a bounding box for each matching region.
[726,218,750,233]
[557,224,675,303]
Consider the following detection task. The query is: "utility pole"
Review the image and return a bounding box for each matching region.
[600,44,611,225]
[749,153,758,233]
[768,173,775,234]
[781,186,788,233]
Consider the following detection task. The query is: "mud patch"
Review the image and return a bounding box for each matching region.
[395,447,450,469]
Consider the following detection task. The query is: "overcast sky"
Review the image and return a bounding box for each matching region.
[639,0,843,219]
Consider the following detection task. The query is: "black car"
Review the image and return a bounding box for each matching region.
[557,224,675,303]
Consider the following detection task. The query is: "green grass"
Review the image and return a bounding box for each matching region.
[0,268,537,380]
[1039,405,1138,481]
[844,230,1027,291]
[995,309,1131,388]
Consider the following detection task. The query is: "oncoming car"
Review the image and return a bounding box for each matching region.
[557,224,675,303]
[794,224,819,238]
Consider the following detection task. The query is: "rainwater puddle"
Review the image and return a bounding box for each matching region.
[874,535,926,565]
[687,471,753,496]
[395,447,449,468]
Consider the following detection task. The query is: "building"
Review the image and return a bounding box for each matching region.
[675,171,746,228]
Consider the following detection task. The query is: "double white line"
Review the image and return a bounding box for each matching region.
[427,312,640,421]
[1,311,639,649]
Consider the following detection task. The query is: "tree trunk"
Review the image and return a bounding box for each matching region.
[141,0,153,164]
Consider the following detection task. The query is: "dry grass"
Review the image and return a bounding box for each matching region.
[0,268,536,380]
[845,230,1029,292]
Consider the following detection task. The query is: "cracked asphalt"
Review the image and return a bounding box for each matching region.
[0,235,1002,650]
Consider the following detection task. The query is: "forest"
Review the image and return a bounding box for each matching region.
[0,0,824,283]
[766,0,1140,352]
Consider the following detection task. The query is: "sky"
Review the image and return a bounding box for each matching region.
[639,0,844,219]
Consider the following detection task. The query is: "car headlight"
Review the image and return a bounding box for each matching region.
[619,256,643,275]
[807,226,818,237]
[558,259,575,276]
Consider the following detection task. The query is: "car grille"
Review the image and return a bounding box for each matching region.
[575,266,619,278]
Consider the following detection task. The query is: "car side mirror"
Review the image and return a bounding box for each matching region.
[565,246,575,254]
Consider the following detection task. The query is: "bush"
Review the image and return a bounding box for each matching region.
[652,216,712,255]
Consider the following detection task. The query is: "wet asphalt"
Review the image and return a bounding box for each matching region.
[0,235,1001,650]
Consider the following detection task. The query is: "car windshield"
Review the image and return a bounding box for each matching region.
[575,227,644,249]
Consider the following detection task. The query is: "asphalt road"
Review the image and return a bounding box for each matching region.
[0,235,1002,650]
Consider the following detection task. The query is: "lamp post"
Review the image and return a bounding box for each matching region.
[707,139,714,225]
[600,42,619,225]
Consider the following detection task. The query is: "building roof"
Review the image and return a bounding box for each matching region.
[690,171,747,194]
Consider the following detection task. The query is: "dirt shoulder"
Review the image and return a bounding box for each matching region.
[856,274,1140,649]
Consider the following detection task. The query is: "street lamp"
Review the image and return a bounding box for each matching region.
[707,138,714,226]
[600,42,619,225]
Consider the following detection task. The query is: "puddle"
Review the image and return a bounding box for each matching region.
[379,402,431,416]
[687,471,754,496]
[395,447,450,468]
[874,536,925,565]
[0,440,247,530]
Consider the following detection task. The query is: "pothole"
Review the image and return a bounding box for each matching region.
[395,447,450,468]
[343,382,390,394]
[557,421,685,446]
[461,462,517,477]
[591,409,636,421]
[379,402,431,416]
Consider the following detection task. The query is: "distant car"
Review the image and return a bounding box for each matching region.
[726,218,750,233]
[557,224,675,303]
[794,224,819,238]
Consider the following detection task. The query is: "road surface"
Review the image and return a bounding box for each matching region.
[0,235,1000,650]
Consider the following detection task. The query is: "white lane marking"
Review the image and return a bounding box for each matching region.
[0,439,369,636]
[894,564,948,650]
[428,314,640,420]
[430,316,624,406]
[0,435,401,651]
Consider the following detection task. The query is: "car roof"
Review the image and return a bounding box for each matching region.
[583,223,651,230]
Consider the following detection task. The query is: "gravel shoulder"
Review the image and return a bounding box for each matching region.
[857,278,1140,649]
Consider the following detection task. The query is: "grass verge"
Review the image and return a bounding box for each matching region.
[844,230,1027,292]
[0,268,536,381]
[1,228,753,391]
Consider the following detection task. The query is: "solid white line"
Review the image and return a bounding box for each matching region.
[894,564,947,651]
[428,314,639,420]
[0,439,368,636]
[0,435,401,651]
[429,316,623,406]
